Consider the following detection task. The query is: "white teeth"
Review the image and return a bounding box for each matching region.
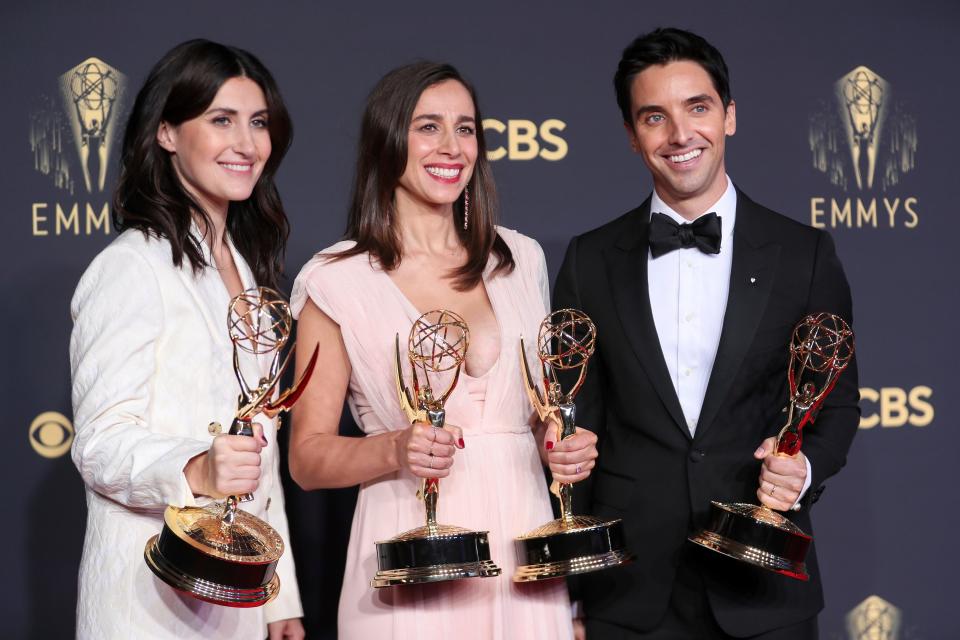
[221,163,252,172]
[426,166,460,179]
[669,149,702,163]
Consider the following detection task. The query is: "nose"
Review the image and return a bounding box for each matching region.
[437,126,461,157]
[232,124,256,156]
[667,115,692,146]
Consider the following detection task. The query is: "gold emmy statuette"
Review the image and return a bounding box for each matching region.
[144,287,319,607]
[513,309,634,582]
[689,312,854,581]
[371,310,502,588]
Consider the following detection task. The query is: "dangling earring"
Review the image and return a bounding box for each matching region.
[462,187,470,231]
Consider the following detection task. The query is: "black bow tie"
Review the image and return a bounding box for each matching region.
[648,212,722,258]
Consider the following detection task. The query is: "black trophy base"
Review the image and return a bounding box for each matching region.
[688,501,811,581]
[513,515,634,582]
[143,504,283,607]
[371,523,502,588]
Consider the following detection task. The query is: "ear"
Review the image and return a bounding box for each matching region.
[724,100,737,137]
[156,121,177,153]
[622,120,640,153]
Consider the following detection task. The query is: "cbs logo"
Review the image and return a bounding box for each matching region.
[29,411,74,458]
[859,386,933,428]
[483,119,567,161]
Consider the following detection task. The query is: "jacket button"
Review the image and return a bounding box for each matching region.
[689,449,705,462]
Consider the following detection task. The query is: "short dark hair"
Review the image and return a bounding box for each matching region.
[113,39,293,289]
[334,61,513,290]
[614,28,732,123]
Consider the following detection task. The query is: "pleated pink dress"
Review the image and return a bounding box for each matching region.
[291,227,573,640]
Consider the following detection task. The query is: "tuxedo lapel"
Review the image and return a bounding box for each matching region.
[604,199,689,438]
[696,195,781,440]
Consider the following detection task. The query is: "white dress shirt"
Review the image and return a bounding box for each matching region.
[647,177,811,505]
[648,179,736,436]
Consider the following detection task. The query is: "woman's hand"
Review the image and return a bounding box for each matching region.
[395,422,464,479]
[184,423,267,498]
[267,617,305,640]
[543,419,598,484]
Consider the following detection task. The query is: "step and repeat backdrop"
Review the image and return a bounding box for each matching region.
[3,0,956,638]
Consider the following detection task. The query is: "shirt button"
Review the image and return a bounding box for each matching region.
[685,313,694,323]
[689,449,706,463]
[683,368,692,377]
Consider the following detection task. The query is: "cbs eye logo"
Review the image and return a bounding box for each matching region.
[29,411,74,458]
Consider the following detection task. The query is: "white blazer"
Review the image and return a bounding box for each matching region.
[70,228,302,639]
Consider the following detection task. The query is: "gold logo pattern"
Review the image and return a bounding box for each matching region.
[29,411,74,458]
[29,57,126,195]
[809,66,916,192]
[846,595,902,639]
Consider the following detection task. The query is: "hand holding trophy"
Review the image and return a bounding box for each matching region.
[144,287,319,606]
[372,310,502,588]
[513,309,634,581]
[689,312,854,580]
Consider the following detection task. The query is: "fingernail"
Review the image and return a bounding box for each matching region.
[458,438,465,448]
[546,441,554,451]
[755,446,764,456]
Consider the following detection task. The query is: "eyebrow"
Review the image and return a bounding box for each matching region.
[634,94,717,119]
[412,113,476,124]
[204,107,269,117]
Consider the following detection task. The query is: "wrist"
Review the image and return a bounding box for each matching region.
[183,450,211,497]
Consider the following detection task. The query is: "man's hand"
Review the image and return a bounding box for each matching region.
[267,617,305,640]
[754,436,807,511]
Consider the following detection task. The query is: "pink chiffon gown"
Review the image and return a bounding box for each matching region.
[290,227,573,640]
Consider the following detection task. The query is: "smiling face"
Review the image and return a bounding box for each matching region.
[395,80,478,212]
[157,76,271,217]
[624,60,736,218]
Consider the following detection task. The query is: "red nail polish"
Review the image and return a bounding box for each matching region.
[546,441,554,450]
[458,438,465,448]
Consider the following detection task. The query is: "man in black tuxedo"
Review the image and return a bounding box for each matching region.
[553,28,860,639]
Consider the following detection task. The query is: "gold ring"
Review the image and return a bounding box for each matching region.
[768,483,776,497]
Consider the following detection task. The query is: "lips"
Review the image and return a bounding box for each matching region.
[667,148,703,164]
[219,162,253,173]
[425,164,462,183]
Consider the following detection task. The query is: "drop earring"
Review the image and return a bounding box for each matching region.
[462,187,470,231]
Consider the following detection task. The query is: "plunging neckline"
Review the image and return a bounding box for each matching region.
[380,262,503,380]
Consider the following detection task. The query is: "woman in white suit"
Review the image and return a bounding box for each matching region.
[69,40,304,640]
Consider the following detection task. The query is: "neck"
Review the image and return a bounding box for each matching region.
[656,173,729,221]
[194,205,229,255]
[394,190,461,258]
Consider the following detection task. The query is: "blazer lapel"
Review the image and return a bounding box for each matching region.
[696,194,781,440]
[175,222,231,348]
[604,199,689,439]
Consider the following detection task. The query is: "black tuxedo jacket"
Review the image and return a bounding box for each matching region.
[553,190,860,637]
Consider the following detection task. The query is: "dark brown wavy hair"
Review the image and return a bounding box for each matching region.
[112,39,292,288]
[335,61,513,290]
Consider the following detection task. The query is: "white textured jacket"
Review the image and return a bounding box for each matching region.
[70,228,302,639]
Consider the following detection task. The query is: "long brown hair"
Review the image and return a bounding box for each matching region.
[335,61,513,290]
[112,39,292,289]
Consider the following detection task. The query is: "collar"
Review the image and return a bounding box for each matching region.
[650,175,737,242]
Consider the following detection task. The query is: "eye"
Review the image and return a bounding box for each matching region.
[251,117,269,129]
[418,123,439,133]
[457,125,476,135]
[692,104,708,114]
[645,113,665,125]
[212,115,231,126]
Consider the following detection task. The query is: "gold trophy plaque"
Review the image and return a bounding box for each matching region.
[144,287,319,606]
[689,312,854,580]
[513,309,634,582]
[371,310,502,588]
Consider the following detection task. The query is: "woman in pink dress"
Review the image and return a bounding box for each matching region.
[288,62,598,639]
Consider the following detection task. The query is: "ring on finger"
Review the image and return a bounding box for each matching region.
[575,464,582,474]
[768,482,776,497]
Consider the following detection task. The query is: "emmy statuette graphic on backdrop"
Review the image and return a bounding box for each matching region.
[372,310,502,588]
[145,287,319,606]
[689,312,854,580]
[513,309,633,581]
